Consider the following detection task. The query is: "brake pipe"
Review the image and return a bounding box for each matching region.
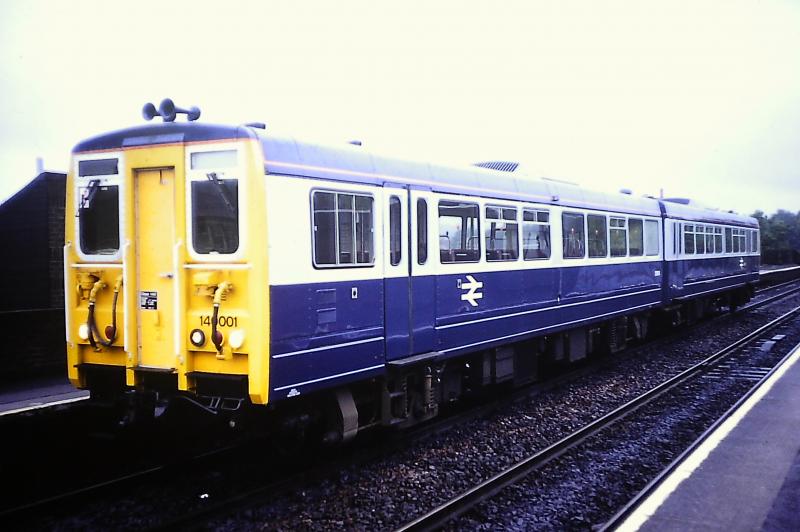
[87,276,122,349]
[211,281,233,353]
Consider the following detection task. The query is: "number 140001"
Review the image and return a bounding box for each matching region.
[199,316,238,327]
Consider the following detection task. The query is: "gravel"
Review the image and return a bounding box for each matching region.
[23,290,800,531]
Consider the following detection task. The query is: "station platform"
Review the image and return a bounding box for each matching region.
[618,340,800,531]
[0,376,88,417]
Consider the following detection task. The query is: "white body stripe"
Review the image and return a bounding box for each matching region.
[273,364,384,391]
[438,287,661,330]
[272,336,384,359]
[441,302,657,354]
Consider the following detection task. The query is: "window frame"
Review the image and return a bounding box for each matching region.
[694,224,706,254]
[417,198,428,265]
[628,217,644,257]
[484,204,519,262]
[562,211,586,259]
[74,153,124,263]
[185,144,247,262]
[522,208,551,261]
[310,188,376,269]
[609,216,628,257]
[438,199,481,264]
[587,214,608,258]
[644,219,660,256]
[389,195,402,266]
[684,224,695,255]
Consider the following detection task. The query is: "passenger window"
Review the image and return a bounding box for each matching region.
[338,194,355,263]
[389,196,402,266]
[737,229,746,253]
[752,230,759,253]
[354,196,374,264]
[439,201,480,263]
[312,191,374,267]
[610,217,627,257]
[562,212,586,258]
[629,218,644,256]
[684,224,695,254]
[714,227,723,254]
[522,209,551,260]
[79,182,120,255]
[644,220,660,256]
[587,215,608,258]
[417,198,428,265]
[705,226,714,253]
[485,206,519,261]
[725,228,733,253]
[746,230,752,254]
[695,224,706,254]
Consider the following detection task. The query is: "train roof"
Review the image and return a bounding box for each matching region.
[71,121,757,226]
[260,134,663,217]
[659,198,758,228]
[71,122,257,153]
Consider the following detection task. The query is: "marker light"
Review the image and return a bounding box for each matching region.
[229,329,245,350]
[212,330,224,347]
[78,323,89,340]
[190,329,206,347]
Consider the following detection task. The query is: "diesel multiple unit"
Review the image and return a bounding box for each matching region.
[65,102,760,440]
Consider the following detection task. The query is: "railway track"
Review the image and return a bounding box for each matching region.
[395,302,800,531]
[7,280,800,529]
[155,281,800,530]
[600,338,800,531]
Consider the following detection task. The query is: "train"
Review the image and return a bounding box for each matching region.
[64,99,760,441]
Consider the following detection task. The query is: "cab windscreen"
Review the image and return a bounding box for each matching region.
[79,182,120,255]
[191,177,239,254]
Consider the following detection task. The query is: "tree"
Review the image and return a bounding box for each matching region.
[752,209,800,264]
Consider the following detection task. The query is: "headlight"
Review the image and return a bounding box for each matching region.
[78,323,89,340]
[229,329,245,349]
[190,329,206,347]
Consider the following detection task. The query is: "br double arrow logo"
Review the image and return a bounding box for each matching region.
[459,275,483,307]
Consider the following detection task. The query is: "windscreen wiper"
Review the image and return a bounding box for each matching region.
[77,179,100,215]
[206,172,237,215]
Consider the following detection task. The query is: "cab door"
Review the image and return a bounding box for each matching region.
[134,168,177,369]
[383,184,435,360]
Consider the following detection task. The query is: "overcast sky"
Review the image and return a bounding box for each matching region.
[1,1,798,215]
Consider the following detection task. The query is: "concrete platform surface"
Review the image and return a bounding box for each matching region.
[0,376,88,416]
[619,342,800,531]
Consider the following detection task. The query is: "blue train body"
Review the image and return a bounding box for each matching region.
[259,131,760,408]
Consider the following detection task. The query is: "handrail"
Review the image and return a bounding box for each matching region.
[63,242,74,344]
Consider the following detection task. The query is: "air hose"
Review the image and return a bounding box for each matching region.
[87,276,122,349]
[210,281,233,353]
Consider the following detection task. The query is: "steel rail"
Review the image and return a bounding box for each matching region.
[394,304,800,532]
[744,282,800,310]
[0,441,245,522]
[599,336,800,531]
[7,278,799,526]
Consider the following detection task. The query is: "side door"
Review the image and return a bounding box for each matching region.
[383,184,436,360]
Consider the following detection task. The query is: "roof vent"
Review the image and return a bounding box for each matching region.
[474,161,519,172]
[663,197,691,205]
[245,122,266,129]
[619,188,633,195]
[349,140,362,146]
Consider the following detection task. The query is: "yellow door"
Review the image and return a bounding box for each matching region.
[135,168,176,369]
